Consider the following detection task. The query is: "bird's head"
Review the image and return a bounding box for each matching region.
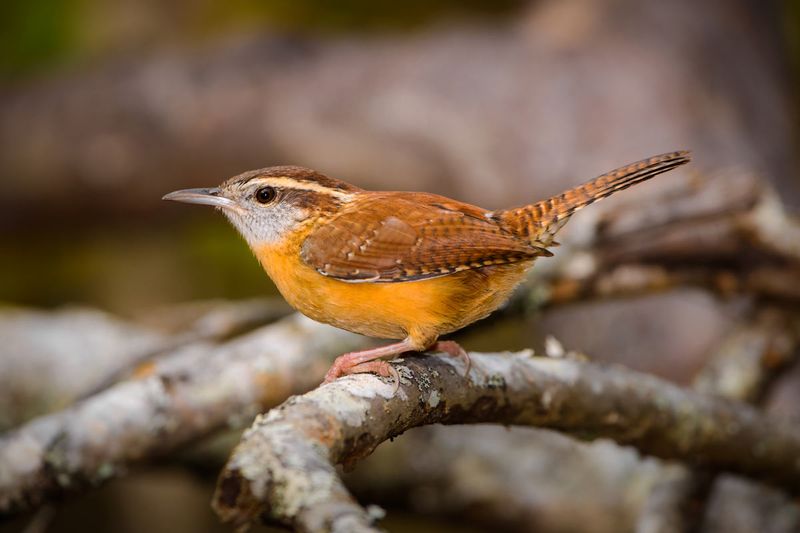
[163,166,360,247]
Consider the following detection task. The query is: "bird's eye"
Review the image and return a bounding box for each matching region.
[255,186,277,204]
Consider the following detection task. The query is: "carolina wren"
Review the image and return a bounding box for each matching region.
[164,151,690,387]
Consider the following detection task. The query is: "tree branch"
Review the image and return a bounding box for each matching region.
[4,169,800,523]
[635,310,800,532]
[212,352,800,531]
[0,298,291,429]
[0,315,370,516]
[528,171,800,310]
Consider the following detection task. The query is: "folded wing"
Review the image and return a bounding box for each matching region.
[301,194,546,283]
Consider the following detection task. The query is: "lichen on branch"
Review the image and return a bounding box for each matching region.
[213,352,800,531]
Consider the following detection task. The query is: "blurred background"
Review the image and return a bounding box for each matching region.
[1,0,799,531]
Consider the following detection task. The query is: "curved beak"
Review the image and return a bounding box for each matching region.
[162,187,237,209]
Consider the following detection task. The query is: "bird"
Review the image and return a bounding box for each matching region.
[164,150,690,388]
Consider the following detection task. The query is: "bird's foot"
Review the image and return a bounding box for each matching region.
[323,339,413,392]
[323,355,399,383]
[430,340,471,376]
[324,358,401,393]
[321,338,470,393]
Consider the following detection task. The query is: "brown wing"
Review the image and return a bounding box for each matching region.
[301,193,548,282]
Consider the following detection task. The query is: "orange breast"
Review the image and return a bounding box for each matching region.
[255,242,532,342]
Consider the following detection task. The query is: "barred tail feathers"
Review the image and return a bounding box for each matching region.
[494,150,691,247]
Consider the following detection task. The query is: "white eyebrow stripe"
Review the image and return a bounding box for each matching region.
[249,177,355,200]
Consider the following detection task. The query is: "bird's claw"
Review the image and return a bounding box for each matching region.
[323,354,401,393]
[431,340,471,376]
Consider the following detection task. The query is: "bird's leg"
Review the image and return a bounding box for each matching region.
[322,337,471,392]
[428,340,471,376]
[323,338,417,385]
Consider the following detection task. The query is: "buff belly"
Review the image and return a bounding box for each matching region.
[257,244,533,342]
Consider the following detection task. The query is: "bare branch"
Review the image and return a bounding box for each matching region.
[0,298,291,429]
[4,169,800,523]
[636,311,800,532]
[527,171,800,310]
[79,298,292,399]
[213,352,800,531]
[0,315,370,516]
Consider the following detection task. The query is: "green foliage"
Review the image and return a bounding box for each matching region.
[0,0,521,79]
[199,0,523,34]
[0,218,276,314]
[0,0,79,77]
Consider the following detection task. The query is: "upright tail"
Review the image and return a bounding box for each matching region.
[493,150,691,247]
